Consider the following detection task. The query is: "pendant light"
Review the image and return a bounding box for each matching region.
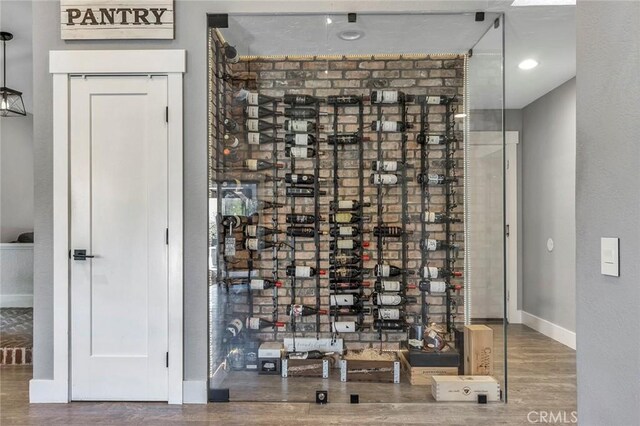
[0,32,26,117]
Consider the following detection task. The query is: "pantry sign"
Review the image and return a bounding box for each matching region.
[60,1,174,40]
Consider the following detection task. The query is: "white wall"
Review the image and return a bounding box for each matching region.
[522,78,576,337]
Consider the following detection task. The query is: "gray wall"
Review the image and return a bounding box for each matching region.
[522,78,576,332]
[576,2,640,425]
[31,0,209,382]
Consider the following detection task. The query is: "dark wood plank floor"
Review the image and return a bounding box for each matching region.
[0,325,576,425]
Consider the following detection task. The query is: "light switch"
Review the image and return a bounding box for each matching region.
[600,238,619,277]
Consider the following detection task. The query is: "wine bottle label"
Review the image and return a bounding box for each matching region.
[246,106,260,118]
[425,239,437,251]
[296,266,312,277]
[289,120,308,132]
[424,211,436,223]
[337,200,353,210]
[247,317,262,330]
[250,279,265,290]
[330,294,355,306]
[289,147,309,158]
[380,281,401,292]
[372,173,398,185]
[245,225,258,237]
[376,264,391,277]
[334,213,353,223]
[290,304,304,316]
[426,96,443,105]
[375,121,399,132]
[339,226,354,236]
[295,134,309,146]
[377,308,400,320]
[246,238,260,250]
[247,132,262,145]
[229,318,243,336]
[378,294,403,306]
[245,159,258,171]
[423,266,439,278]
[374,161,398,172]
[247,93,260,105]
[429,281,447,293]
[375,90,399,104]
[427,135,443,145]
[428,174,442,184]
[336,240,355,249]
[246,120,260,132]
[332,321,357,333]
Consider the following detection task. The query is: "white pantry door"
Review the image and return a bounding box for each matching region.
[70,76,169,401]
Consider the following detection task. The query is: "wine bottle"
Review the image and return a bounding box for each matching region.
[373,226,404,238]
[256,200,285,211]
[331,321,365,333]
[285,265,326,278]
[371,293,417,306]
[244,225,282,238]
[224,318,243,341]
[421,95,454,105]
[284,107,320,119]
[223,117,239,133]
[330,200,371,211]
[284,119,317,133]
[373,308,406,321]
[419,280,462,294]
[422,211,462,223]
[244,238,276,251]
[371,121,412,132]
[285,147,319,159]
[421,239,458,251]
[329,254,371,266]
[283,94,320,105]
[370,90,414,104]
[285,133,317,146]
[327,133,369,145]
[374,280,416,292]
[245,105,282,119]
[422,266,463,279]
[287,304,327,316]
[330,212,371,224]
[417,173,458,185]
[223,133,240,148]
[371,160,409,172]
[285,186,327,198]
[373,319,407,331]
[369,173,407,185]
[329,267,370,280]
[326,95,362,105]
[287,350,327,360]
[246,92,279,106]
[284,173,321,185]
[329,306,368,316]
[286,214,323,224]
[286,226,324,238]
[330,281,371,291]
[249,278,283,290]
[244,159,284,171]
[245,119,282,132]
[329,293,363,306]
[374,264,414,278]
[247,132,283,145]
[246,317,285,330]
[417,134,448,145]
[329,226,363,237]
[329,239,370,250]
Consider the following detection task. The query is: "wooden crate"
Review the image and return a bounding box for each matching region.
[464,325,494,375]
[340,359,400,383]
[431,375,500,402]
[281,358,329,378]
[399,351,458,385]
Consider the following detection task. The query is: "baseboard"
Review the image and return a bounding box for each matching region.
[0,294,33,308]
[509,309,523,324]
[521,311,576,350]
[183,380,207,404]
[29,379,69,403]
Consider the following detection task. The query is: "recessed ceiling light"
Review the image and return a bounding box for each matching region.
[326,17,332,24]
[518,59,539,70]
[338,30,364,41]
[512,0,575,5]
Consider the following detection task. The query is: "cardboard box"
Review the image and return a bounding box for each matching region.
[282,358,329,378]
[431,376,500,402]
[464,325,494,375]
[340,359,400,383]
[258,342,283,359]
[399,351,458,386]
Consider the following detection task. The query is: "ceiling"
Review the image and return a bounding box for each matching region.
[221,3,575,109]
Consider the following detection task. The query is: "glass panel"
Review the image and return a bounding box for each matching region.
[208,12,505,403]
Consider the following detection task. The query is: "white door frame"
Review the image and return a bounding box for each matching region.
[29,50,185,404]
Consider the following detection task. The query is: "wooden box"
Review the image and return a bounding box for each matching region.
[431,376,501,402]
[281,358,329,378]
[464,325,494,375]
[399,351,458,386]
[340,359,400,383]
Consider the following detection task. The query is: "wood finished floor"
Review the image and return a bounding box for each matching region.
[0,325,576,425]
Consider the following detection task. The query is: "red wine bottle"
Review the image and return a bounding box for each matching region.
[329,239,370,250]
[245,105,282,119]
[373,319,407,331]
[417,173,458,185]
[223,133,240,148]
[283,94,320,106]
[245,119,282,132]
[371,293,417,306]
[330,281,371,290]
[327,133,369,145]
[419,280,462,294]
[285,147,319,159]
[329,254,371,266]
[256,200,285,211]
[417,134,448,145]
[284,119,318,133]
[329,293,363,306]
[285,186,327,198]
[286,226,324,238]
[373,226,404,238]
[374,280,416,292]
[246,317,285,330]
[421,239,458,251]
[284,173,321,185]
[244,238,277,251]
[329,306,368,316]
[371,160,408,172]
[287,304,327,316]
[326,95,362,105]
[247,132,283,145]
[422,266,463,279]
[244,159,284,171]
[371,121,412,132]
[373,308,406,321]
[285,214,323,224]
[330,212,371,224]
[370,90,414,104]
[369,173,407,185]
[249,278,283,290]
[420,95,454,105]
[284,107,320,119]
[224,318,244,341]
[330,200,371,211]
[285,265,326,278]
[422,211,462,223]
[244,225,282,238]
[246,92,279,105]
[223,117,239,133]
[329,226,364,237]
[285,133,317,146]
[329,267,370,280]
[331,321,365,333]
[374,264,415,278]
[287,350,328,360]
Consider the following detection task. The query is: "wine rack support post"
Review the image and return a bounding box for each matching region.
[330,102,339,331]
[271,99,280,337]
[400,99,409,302]
[375,105,384,267]
[444,100,453,334]
[287,115,297,337]
[419,100,428,327]
[357,99,365,277]
[314,100,321,338]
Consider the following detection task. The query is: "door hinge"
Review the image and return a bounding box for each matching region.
[165,106,169,123]
[505,224,510,237]
[166,352,169,368]
[166,228,169,245]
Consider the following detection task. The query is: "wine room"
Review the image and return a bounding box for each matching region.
[207,12,506,403]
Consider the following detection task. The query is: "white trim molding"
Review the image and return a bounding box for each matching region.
[0,295,33,308]
[31,50,185,404]
[522,311,576,350]
[182,381,208,404]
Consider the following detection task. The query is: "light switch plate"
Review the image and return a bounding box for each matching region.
[600,237,619,277]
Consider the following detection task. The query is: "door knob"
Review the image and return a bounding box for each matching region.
[72,249,95,261]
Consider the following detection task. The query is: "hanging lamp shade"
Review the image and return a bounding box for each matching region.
[0,32,26,117]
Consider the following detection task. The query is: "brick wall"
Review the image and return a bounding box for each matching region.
[210,45,466,350]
